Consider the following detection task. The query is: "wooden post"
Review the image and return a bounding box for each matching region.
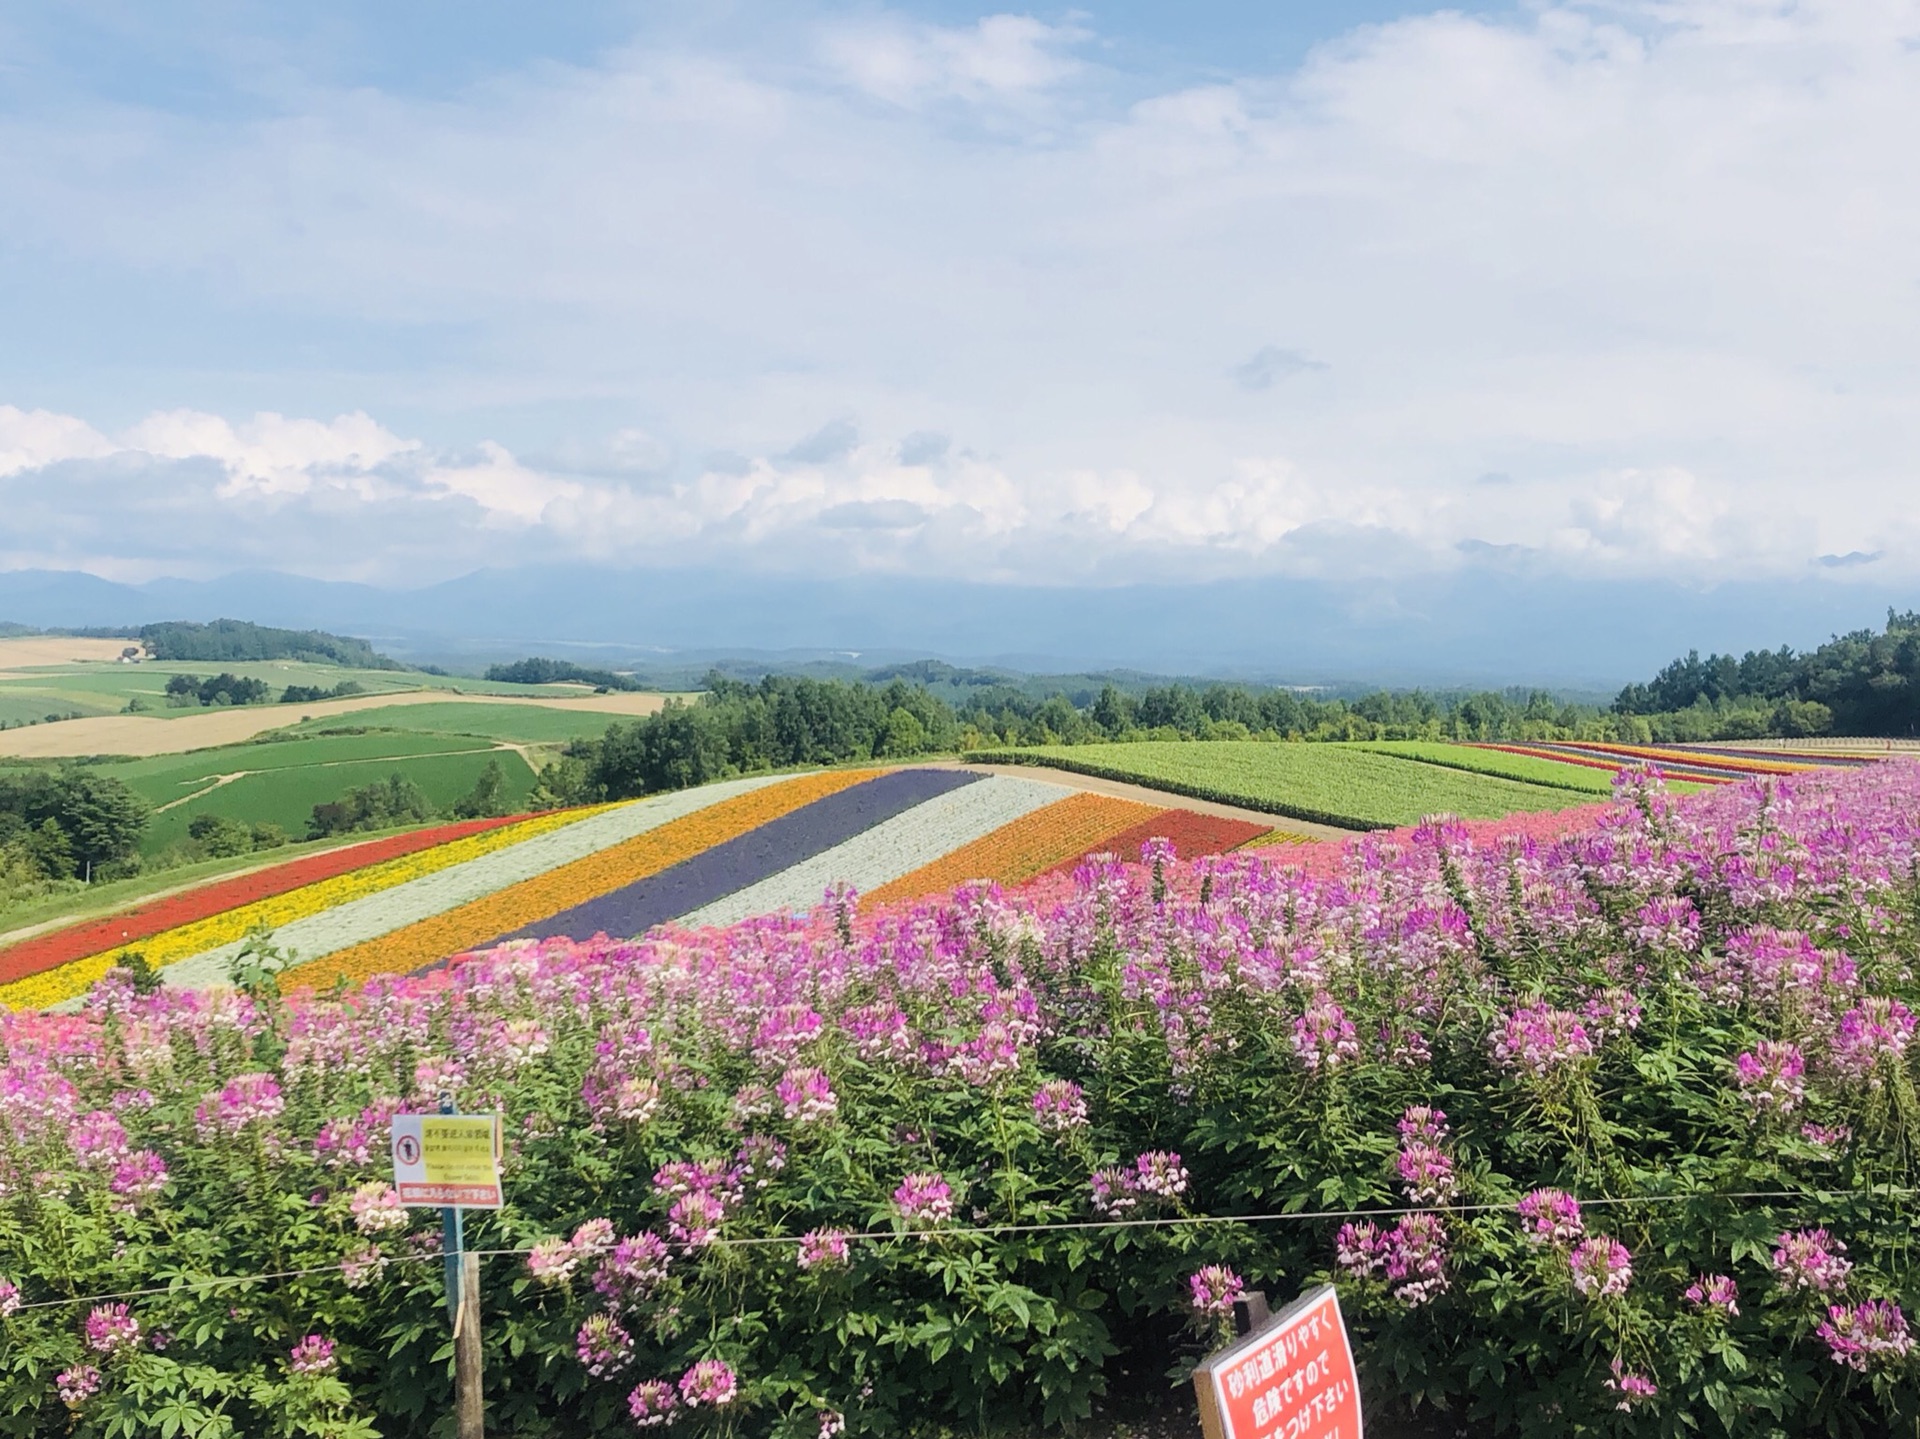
[454,1250,484,1439]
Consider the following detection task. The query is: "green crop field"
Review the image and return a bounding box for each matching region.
[971,741,1590,830]
[1355,740,1622,793]
[277,701,627,745]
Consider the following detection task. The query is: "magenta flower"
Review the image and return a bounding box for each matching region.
[1734,1041,1806,1115]
[1292,997,1360,1073]
[1605,1357,1658,1411]
[797,1228,851,1271]
[776,1066,839,1124]
[1516,1188,1583,1247]
[1492,1003,1594,1077]
[1831,999,1916,1085]
[1090,1167,1139,1216]
[1397,1106,1448,1145]
[67,1109,129,1170]
[1334,1220,1386,1279]
[193,1072,284,1137]
[288,1335,336,1375]
[1684,1273,1739,1317]
[56,1365,101,1408]
[1188,1264,1245,1317]
[669,1191,727,1247]
[84,1303,140,1356]
[1396,1143,1456,1205]
[1818,1300,1915,1371]
[0,1279,19,1317]
[1131,1151,1189,1200]
[678,1358,739,1408]
[893,1172,954,1223]
[575,1314,634,1378]
[526,1236,580,1286]
[1773,1229,1852,1295]
[1031,1079,1089,1132]
[109,1150,168,1204]
[818,1411,847,1438]
[628,1379,679,1427]
[594,1233,672,1305]
[340,1244,385,1290]
[1568,1237,1633,1299]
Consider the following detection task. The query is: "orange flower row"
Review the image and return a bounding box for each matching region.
[863,792,1157,908]
[280,769,884,991]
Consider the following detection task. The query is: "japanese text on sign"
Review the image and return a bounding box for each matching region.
[1194,1286,1363,1439]
[391,1114,504,1208]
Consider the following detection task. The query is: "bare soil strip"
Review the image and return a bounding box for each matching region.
[0,690,668,759]
[927,759,1351,840]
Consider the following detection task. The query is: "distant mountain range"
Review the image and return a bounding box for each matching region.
[0,564,1905,690]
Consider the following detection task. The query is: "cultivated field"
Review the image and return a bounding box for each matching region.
[1357,739,1630,793]
[970,740,1592,829]
[0,635,141,671]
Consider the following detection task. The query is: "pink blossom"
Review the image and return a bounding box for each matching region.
[1734,1041,1806,1115]
[1292,997,1360,1073]
[1397,1106,1448,1145]
[1568,1237,1633,1299]
[1188,1265,1244,1317]
[1396,1144,1455,1205]
[288,1335,336,1375]
[84,1302,140,1356]
[776,1066,838,1124]
[797,1228,851,1270]
[1605,1357,1658,1411]
[1090,1167,1138,1216]
[109,1150,168,1204]
[594,1233,672,1306]
[1031,1079,1088,1132]
[1684,1274,1739,1316]
[348,1182,408,1235]
[1772,1229,1852,1295]
[1131,1151,1189,1200]
[1818,1300,1914,1371]
[669,1192,727,1247]
[1492,1003,1594,1077]
[56,1365,101,1408]
[1831,998,1916,1085]
[527,1236,580,1286]
[575,1314,633,1378]
[1515,1188,1583,1247]
[678,1358,739,1408]
[193,1072,284,1137]
[628,1379,679,1427]
[893,1172,953,1223]
[0,1279,18,1317]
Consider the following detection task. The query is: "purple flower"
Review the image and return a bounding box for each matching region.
[1492,1003,1594,1077]
[109,1150,169,1204]
[1605,1357,1658,1411]
[1515,1188,1583,1247]
[818,1411,847,1438]
[1772,1229,1852,1295]
[575,1314,634,1378]
[594,1233,672,1306]
[84,1302,140,1356]
[1684,1273,1740,1316]
[1801,1122,1851,1150]
[68,1109,129,1170]
[628,1380,679,1427]
[1032,1079,1089,1132]
[669,1191,727,1247]
[288,1335,336,1375]
[1383,1213,1449,1306]
[678,1358,739,1408]
[1831,998,1916,1085]
[1397,1106,1448,1145]
[192,1072,284,1137]
[527,1236,580,1286]
[0,1279,19,1317]
[349,1182,408,1235]
[1818,1300,1915,1371]
[1396,1144,1455,1205]
[776,1066,838,1124]
[893,1172,953,1223]
[1292,997,1360,1073]
[1335,1221,1386,1279]
[1090,1167,1138,1216]
[1568,1237,1633,1299]
[1188,1265,1244,1317]
[797,1228,851,1271]
[1734,1041,1806,1115]
[56,1365,101,1408]
[1131,1151,1189,1200]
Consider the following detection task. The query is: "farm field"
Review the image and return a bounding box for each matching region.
[970,740,1590,829]
[0,765,1287,1007]
[1358,738,1654,794]
[275,700,634,745]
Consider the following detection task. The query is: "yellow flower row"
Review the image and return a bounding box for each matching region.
[863,792,1158,907]
[0,805,612,1010]
[281,769,885,992]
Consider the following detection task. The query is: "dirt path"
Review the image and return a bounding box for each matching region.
[924,759,1352,840]
[0,689,669,759]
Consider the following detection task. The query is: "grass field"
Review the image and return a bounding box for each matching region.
[970,741,1589,829]
[276,701,627,745]
[1355,739,1632,794]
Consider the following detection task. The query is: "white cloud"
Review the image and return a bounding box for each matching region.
[1,2,1919,587]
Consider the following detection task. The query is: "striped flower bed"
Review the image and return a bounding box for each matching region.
[0,805,612,1010]
[279,769,884,991]
[680,774,1064,928]
[1041,808,1271,877]
[863,791,1156,907]
[0,812,536,987]
[1471,743,1736,784]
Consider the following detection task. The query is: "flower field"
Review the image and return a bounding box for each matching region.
[4,760,1920,1436]
[0,768,1280,1007]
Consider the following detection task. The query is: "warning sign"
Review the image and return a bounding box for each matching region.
[390,1114,504,1208]
[1194,1286,1362,1439]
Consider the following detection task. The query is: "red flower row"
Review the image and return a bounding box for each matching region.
[0,813,532,985]
[1045,809,1271,877]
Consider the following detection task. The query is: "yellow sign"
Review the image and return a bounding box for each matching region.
[391,1114,503,1208]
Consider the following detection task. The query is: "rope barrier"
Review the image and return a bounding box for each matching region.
[10,1184,1916,1315]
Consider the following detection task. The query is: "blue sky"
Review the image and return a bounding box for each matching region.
[0,0,1915,605]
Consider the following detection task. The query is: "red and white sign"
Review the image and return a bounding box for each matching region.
[1194,1286,1363,1439]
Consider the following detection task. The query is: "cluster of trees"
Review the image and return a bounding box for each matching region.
[138,619,398,669]
[0,770,148,903]
[306,761,512,839]
[280,680,366,704]
[185,814,288,858]
[484,657,645,691]
[162,672,273,707]
[1614,610,1920,738]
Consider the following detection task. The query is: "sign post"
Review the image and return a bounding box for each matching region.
[1193,1285,1363,1439]
[392,1104,503,1439]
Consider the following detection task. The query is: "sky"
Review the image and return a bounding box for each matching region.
[0,0,1916,608]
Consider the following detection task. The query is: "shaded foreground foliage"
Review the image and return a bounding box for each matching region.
[4,766,1920,1436]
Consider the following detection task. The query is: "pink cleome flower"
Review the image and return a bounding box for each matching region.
[678,1358,739,1408]
[1684,1274,1740,1317]
[84,1303,141,1356]
[575,1314,634,1378]
[1131,1151,1189,1200]
[1188,1265,1245,1317]
[1605,1357,1658,1411]
[348,1182,408,1235]
[526,1236,580,1287]
[193,1072,284,1138]
[1734,1041,1806,1115]
[1492,1003,1594,1078]
[1031,1079,1089,1132]
[776,1066,839,1124]
[1568,1237,1633,1299]
[1772,1229,1852,1295]
[1817,1300,1915,1371]
[797,1228,851,1271]
[627,1379,679,1428]
[56,1365,101,1408]
[1515,1188,1583,1247]
[893,1172,954,1224]
[594,1233,672,1306]
[288,1335,336,1375]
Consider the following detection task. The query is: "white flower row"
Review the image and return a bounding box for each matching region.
[160,774,793,989]
[681,776,1070,929]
